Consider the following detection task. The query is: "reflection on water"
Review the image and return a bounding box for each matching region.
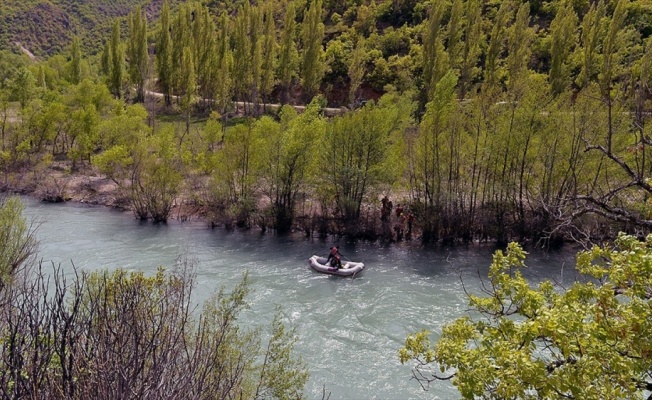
[22,197,577,399]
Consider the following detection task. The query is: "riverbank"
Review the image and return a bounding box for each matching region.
[4,164,211,223]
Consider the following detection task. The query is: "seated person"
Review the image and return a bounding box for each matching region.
[326,246,343,269]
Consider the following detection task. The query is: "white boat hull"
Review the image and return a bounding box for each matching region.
[308,255,365,277]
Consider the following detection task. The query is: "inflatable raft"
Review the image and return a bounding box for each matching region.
[308,255,365,277]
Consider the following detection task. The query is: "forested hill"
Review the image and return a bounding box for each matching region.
[0,0,180,57]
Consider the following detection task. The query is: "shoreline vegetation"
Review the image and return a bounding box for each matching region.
[1,0,651,248]
[2,0,652,396]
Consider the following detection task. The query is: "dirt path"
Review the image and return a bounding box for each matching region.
[15,42,36,61]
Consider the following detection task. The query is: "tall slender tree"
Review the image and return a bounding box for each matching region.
[278,1,298,104]
[109,20,124,98]
[484,1,513,88]
[300,0,325,100]
[549,2,578,95]
[260,2,277,109]
[101,40,112,78]
[348,37,366,106]
[179,46,196,136]
[171,5,192,100]
[458,0,482,99]
[127,6,149,102]
[156,0,173,106]
[70,36,82,85]
[577,1,606,88]
[215,12,233,135]
[233,3,253,108]
[421,2,448,107]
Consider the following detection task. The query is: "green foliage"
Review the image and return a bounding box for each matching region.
[320,93,409,226]
[301,0,326,99]
[130,125,183,222]
[126,6,148,102]
[69,36,82,84]
[0,255,308,398]
[401,233,652,399]
[210,118,265,227]
[156,1,173,106]
[109,20,124,98]
[0,196,37,292]
[260,99,325,232]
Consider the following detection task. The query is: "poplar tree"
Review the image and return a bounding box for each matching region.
[458,0,482,99]
[447,0,463,72]
[127,6,149,102]
[300,0,325,100]
[180,46,196,135]
[233,3,253,107]
[260,2,277,109]
[278,1,298,104]
[250,5,264,114]
[215,12,233,134]
[348,38,365,106]
[193,5,218,108]
[577,1,605,88]
[506,2,533,90]
[421,2,448,106]
[36,65,46,89]
[109,20,124,98]
[70,36,82,84]
[156,0,172,106]
[171,5,192,99]
[485,1,513,88]
[549,2,578,95]
[599,0,626,97]
[101,40,111,78]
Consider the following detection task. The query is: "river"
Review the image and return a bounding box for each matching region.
[22,197,578,399]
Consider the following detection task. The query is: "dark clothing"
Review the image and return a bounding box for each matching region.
[327,250,343,269]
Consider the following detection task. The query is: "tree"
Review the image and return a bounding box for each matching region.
[576,1,606,88]
[321,94,408,232]
[300,0,325,100]
[233,2,253,109]
[109,20,124,98]
[278,1,299,104]
[10,67,35,109]
[130,125,183,222]
[0,260,308,399]
[0,196,37,294]
[506,2,533,90]
[156,0,172,106]
[69,36,82,84]
[210,118,265,227]
[179,46,197,135]
[400,232,652,399]
[127,6,149,102]
[407,70,458,242]
[484,0,513,88]
[100,40,111,77]
[261,99,325,232]
[549,2,578,95]
[421,1,448,105]
[214,12,233,134]
[458,0,482,99]
[347,37,366,106]
[171,4,192,100]
[260,1,277,109]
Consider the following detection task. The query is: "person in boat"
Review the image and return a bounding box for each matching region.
[326,246,343,269]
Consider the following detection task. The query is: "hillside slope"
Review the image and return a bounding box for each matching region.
[0,0,173,57]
